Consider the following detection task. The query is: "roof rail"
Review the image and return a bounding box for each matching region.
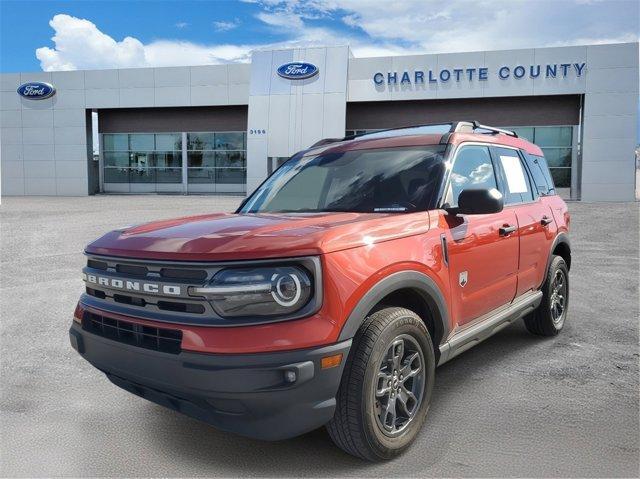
[310,121,518,148]
[309,137,345,148]
[470,121,518,137]
[440,121,517,144]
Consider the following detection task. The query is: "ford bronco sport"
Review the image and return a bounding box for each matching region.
[70,121,571,461]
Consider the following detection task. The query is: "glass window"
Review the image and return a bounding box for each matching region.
[216,151,246,168]
[103,151,130,167]
[156,168,182,184]
[187,133,215,150]
[154,152,182,168]
[447,146,498,207]
[129,168,156,183]
[216,167,247,184]
[215,132,245,150]
[129,134,154,151]
[536,155,555,192]
[129,152,152,169]
[542,148,572,168]
[104,167,129,183]
[534,127,572,147]
[550,168,571,188]
[102,131,246,190]
[241,146,447,214]
[187,151,215,168]
[155,134,181,151]
[103,134,128,151]
[510,127,534,142]
[523,153,554,196]
[188,168,216,184]
[493,147,534,204]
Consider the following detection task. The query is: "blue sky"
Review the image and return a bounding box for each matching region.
[1,0,638,72]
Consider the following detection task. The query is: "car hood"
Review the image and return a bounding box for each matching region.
[85,211,431,261]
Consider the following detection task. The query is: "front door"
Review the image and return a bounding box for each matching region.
[442,144,519,328]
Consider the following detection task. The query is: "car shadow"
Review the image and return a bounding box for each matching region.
[143,320,550,476]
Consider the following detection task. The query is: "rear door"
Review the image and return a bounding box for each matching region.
[491,147,556,296]
[443,144,519,327]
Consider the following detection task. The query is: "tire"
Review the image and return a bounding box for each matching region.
[524,255,569,336]
[327,307,435,461]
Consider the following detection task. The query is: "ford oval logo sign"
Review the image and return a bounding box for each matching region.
[277,62,319,80]
[17,82,56,100]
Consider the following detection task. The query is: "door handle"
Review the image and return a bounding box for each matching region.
[541,216,553,226]
[499,225,517,236]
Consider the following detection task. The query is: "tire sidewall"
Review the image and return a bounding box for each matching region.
[360,312,435,459]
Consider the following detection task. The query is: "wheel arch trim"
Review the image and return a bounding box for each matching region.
[337,271,450,346]
[547,232,571,271]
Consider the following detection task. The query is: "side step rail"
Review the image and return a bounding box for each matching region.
[438,290,542,366]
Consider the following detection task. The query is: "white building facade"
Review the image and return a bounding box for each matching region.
[1,42,638,201]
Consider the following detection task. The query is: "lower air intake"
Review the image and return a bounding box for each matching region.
[82,311,182,354]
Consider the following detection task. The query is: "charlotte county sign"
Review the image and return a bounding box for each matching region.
[373,62,587,85]
[277,62,319,80]
[17,81,56,100]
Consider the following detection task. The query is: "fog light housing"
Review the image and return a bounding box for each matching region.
[284,370,297,383]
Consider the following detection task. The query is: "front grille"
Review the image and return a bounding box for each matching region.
[82,311,182,354]
[116,264,148,277]
[83,255,216,317]
[86,286,206,315]
[160,268,208,281]
[87,259,108,270]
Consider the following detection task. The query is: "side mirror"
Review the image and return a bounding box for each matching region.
[454,188,504,215]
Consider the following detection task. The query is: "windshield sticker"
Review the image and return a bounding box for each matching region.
[374,207,407,212]
[499,155,528,194]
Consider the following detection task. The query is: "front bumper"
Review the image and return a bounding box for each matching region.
[69,322,351,441]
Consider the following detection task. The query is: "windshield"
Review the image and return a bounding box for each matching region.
[240,146,447,214]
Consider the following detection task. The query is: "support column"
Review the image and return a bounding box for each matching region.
[181,131,188,195]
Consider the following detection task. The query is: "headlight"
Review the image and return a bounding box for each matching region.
[189,266,312,318]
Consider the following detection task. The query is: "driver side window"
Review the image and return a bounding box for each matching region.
[446,146,498,207]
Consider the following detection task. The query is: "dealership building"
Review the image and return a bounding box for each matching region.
[0,42,638,201]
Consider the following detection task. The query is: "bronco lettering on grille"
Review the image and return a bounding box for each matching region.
[83,273,182,296]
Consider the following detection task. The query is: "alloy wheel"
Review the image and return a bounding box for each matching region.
[550,269,567,324]
[373,334,425,436]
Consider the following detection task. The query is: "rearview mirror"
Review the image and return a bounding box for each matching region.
[454,188,504,215]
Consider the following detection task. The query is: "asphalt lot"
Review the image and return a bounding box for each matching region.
[1,196,638,477]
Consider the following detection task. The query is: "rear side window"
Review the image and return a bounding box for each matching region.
[492,147,534,204]
[523,153,556,196]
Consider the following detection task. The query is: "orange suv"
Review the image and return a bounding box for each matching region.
[70,121,570,460]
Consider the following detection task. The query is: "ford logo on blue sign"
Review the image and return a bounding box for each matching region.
[17,82,56,100]
[277,62,319,80]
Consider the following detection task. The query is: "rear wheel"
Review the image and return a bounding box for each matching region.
[327,307,435,461]
[524,255,569,336]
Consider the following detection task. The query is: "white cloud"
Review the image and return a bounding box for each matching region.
[212,19,241,32]
[175,21,189,29]
[35,1,639,72]
[256,11,303,28]
[36,14,255,70]
[254,0,639,54]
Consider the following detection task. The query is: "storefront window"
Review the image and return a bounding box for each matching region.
[103,131,247,191]
[103,133,183,186]
[187,131,246,185]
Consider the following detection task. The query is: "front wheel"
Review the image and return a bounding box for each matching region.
[524,255,569,336]
[327,307,435,461]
